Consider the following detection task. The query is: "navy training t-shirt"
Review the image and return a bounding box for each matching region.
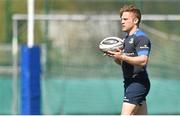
[122,29,151,79]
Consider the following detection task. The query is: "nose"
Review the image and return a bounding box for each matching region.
[121,19,124,24]
[121,22,124,27]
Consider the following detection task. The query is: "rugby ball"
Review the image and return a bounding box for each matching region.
[99,37,124,52]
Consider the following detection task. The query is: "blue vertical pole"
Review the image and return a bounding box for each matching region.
[20,45,41,115]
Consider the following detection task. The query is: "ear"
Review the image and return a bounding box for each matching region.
[133,18,138,24]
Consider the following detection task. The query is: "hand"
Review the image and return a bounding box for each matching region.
[105,48,123,59]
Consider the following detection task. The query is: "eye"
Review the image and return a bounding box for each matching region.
[123,18,128,21]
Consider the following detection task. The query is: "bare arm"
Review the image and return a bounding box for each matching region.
[106,49,149,67]
[120,54,148,67]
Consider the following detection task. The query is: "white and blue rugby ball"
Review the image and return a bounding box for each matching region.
[99,37,124,52]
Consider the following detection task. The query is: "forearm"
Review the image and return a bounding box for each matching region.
[120,54,148,67]
[105,50,148,67]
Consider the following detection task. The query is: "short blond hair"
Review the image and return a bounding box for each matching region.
[120,4,141,25]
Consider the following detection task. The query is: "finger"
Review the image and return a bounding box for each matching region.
[103,52,111,56]
[105,53,113,57]
[106,51,115,55]
[103,53,107,56]
[104,52,114,57]
[114,48,120,52]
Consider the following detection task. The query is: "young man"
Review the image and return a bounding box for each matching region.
[106,4,151,115]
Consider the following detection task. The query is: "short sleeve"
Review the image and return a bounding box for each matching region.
[135,36,151,56]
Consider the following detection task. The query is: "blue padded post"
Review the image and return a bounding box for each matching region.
[20,45,41,115]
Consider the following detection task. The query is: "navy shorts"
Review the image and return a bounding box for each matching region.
[123,77,150,105]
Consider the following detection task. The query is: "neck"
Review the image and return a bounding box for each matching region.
[128,25,138,36]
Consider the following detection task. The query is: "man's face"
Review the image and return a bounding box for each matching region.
[121,12,136,32]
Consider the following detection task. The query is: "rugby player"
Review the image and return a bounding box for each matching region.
[106,4,151,115]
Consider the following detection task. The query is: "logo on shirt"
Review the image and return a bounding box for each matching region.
[140,45,149,49]
[129,38,134,44]
[123,96,129,102]
[124,52,135,56]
